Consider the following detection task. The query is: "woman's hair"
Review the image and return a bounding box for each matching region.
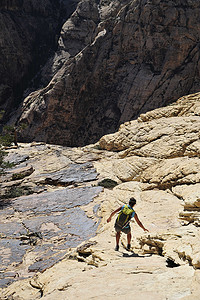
[129,197,136,207]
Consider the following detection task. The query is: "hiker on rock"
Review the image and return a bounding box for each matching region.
[107,197,149,251]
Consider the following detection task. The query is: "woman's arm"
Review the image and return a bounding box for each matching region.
[107,207,122,223]
[134,213,149,232]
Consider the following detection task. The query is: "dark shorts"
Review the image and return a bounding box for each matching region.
[114,223,131,234]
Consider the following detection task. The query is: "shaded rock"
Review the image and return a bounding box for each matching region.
[12,186,103,214]
[23,208,100,243]
[40,0,100,84]
[24,208,99,272]
[0,181,23,188]
[0,198,13,209]
[19,232,43,246]
[3,153,29,165]
[44,162,98,186]
[28,252,65,273]
[98,178,118,189]
[0,0,78,120]
[0,238,30,269]
[0,278,16,289]
[0,185,34,202]
[9,165,34,181]
[77,241,97,254]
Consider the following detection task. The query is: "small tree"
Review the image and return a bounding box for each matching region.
[0,125,16,146]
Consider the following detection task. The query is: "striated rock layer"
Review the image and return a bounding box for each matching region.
[0,92,200,299]
[14,0,200,146]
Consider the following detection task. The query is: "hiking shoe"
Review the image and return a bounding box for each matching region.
[115,245,119,251]
[127,244,131,250]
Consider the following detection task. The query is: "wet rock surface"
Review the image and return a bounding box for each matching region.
[43,162,99,186]
[0,145,103,288]
[4,152,29,165]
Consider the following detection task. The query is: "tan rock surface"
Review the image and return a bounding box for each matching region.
[1,93,200,299]
[99,116,200,158]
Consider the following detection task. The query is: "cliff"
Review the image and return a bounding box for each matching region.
[0,92,200,299]
[13,0,200,146]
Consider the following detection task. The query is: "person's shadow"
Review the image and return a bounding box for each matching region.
[122,252,142,258]
[121,243,152,258]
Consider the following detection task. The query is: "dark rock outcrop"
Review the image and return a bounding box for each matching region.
[0,0,78,121]
[0,186,102,287]
[0,142,103,287]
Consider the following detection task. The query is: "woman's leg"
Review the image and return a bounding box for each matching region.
[127,231,131,246]
[116,231,121,245]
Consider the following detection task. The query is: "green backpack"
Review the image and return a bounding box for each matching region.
[115,205,135,229]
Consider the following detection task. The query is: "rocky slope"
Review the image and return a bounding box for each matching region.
[0,92,200,299]
[13,0,200,146]
[0,0,78,121]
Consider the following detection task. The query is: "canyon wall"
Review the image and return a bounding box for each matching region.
[15,0,200,146]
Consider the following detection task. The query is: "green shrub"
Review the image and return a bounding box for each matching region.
[0,125,15,147]
[3,186,33,199]
[12,173,26,181]
[0,150,8,174]
[0,125,16,173]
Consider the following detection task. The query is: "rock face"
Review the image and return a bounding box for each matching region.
[14,0,200,146]
[0,0,78,121]
[0,92,200,299]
